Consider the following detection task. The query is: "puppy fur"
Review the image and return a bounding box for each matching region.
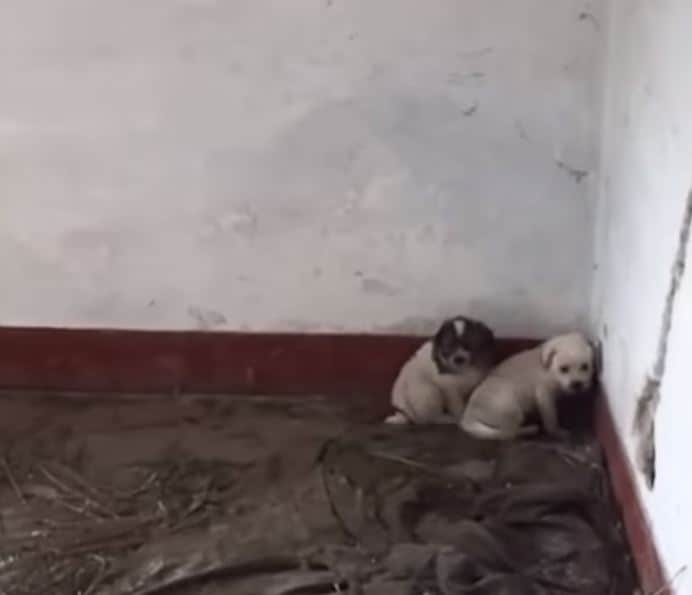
[385,316,495,425]
[460,332,595,440]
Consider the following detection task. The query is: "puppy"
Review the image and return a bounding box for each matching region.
[385,316,495,425]
[461,332,595,440]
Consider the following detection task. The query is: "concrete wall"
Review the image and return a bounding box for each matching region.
[0,0,602,335]
[591,0,692,586]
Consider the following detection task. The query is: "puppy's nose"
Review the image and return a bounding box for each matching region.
[453,355,468,366]
[570,380,585,392]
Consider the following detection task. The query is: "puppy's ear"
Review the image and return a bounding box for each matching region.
[540,339,558,369]
[433,319,458,353]
[466,320,496,351]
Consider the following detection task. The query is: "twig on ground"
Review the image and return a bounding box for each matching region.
[82,555,108,595]
[648,565,687,595]
[1,457,26,504]
[38,464,117,519]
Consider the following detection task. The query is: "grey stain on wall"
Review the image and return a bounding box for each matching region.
[457,47,494,59]
[374,316,442,335]
[578,11,601,30]
[447,72,486,86]
[556,160,589,184]
[187,306,228,330]
[515,121,529,141]
[360,277,400,297]
[461,103,479,117]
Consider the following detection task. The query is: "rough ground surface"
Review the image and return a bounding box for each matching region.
[0,393,637,594]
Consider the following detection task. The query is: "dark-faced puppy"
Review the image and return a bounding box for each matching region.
[386,316,496,425]
[432,317,496,374]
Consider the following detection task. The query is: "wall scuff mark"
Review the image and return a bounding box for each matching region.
[360,278,400,297]
[578,11,601,30]
[556,160,589,183]
[633,189,692,489]
[461,103,479,117]
[187,307,228,331]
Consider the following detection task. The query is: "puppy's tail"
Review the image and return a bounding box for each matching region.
[460,418,539,441]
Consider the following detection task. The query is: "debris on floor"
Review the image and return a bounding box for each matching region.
[0,393,637,594]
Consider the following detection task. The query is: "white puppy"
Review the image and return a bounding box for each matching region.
[385,316,495,425]
[460,332,595,440]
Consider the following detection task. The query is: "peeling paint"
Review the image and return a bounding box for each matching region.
[592,0,692,575]
[633,189,692,489]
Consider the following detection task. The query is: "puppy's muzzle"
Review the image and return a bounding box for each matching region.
[569,380,586,393]
[452,354,468,366]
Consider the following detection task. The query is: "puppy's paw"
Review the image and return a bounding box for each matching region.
[384,412,410,425]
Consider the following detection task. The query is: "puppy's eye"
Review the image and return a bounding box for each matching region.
[580,363,590,372]
[559,365,570,374]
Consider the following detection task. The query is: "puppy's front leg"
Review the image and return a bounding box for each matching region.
[444,390,467,422]
[535,388,566,439]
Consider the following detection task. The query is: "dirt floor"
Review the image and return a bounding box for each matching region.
[0,392,638,594]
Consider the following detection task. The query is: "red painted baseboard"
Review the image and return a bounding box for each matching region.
[595,397,669,594]
[0,326,666,591]
[0,326,534,398]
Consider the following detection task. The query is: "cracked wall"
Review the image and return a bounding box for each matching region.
[0,0,602,335]
[591,0,692,584]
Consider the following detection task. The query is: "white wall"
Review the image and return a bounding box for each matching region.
[0,0,602,335]
[592,0,692,587]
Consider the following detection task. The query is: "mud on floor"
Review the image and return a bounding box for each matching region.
[0,393,637,594]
